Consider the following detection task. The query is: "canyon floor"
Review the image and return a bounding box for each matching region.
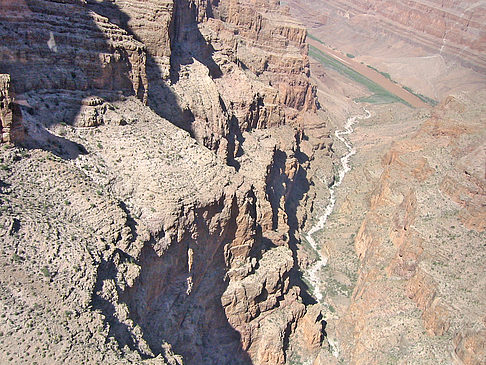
[283,0,486,101]
[294,27,486,363]
[0,0,485,364]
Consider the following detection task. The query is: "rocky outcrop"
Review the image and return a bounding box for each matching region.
[0,0,148,101]
[87,0,174,80]
[222,246,306,364]
[213,0,316,112]
[0,74,24,143]
[159,0,318,161]
[329,93,486,364]
[453,329,486,365]
[0,0,327,364]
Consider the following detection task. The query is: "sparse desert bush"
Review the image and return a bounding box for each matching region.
[40,266,50,278]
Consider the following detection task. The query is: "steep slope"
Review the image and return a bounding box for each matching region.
[286,0,486,72]
[285,0,486,100]
[339,92,486,364]
[0,0,331,364]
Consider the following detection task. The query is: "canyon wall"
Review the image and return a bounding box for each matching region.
[0,0,330,364]
[0,0,149,99]
[0,74,24,143]
[160,0,318,162]
[286,0,486,73]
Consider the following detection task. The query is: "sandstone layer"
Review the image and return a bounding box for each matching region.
[285,0,486,100]
[0,74,24,143]
[0,0,331,364]
[287,0,486,72]
[341,93,486,365]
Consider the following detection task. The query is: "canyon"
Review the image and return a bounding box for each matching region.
[284,0,486,100]
[286,0,486,71]
[0,0,328,363]
[0,0,485,364]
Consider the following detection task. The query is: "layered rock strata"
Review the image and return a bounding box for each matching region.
[0,0,149,100]
[158,0,318,163]
[286,0,486,72]
[0,0,330,364]
[0,74,24,143]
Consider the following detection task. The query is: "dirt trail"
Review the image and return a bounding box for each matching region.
[308,38,430,108]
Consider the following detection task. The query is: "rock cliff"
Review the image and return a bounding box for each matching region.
[0,0,329,364]
[0,74,24,143]
[0,0,149,99]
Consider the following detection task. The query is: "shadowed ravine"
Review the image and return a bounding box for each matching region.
[304,107,371,302]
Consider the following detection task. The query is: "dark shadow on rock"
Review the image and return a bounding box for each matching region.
[86,0,197,134]
[286,149,318,306]
[120,204,253,365]
[266,149,288,231]
[21,119,89,159]
[0,0,187,160]
[91,251,148,358]
[225,115,247,171]
[171,0,223,82]
[322,318,328,338]
[264,145,317,305]
[0,179,11,194]
[117,200,138,244]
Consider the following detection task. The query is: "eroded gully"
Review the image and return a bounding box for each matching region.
[304,107,371,302]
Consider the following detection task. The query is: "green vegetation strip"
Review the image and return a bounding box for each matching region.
[309,45,410,106]
[308,32,438,106]
[367,65,392,81]
[307,32,325,44]
[404,86,438,106]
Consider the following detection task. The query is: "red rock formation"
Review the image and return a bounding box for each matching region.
[332,93,486,364]
[89,0,175,79]
[212,0,317,113]
[453,329,486,365]
[142,0,321,166]
[0,1,327,364]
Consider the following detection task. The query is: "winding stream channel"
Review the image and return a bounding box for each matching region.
[304,108,371,302]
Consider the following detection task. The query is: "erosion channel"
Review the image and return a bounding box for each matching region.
[304,108,371,303]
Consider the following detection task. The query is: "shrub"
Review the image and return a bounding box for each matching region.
[41,266,50,278]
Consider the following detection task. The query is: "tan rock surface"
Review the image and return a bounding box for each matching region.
[305,92,486,364]
[5,0,483,364]
[0,0,328,364]
[0,0,149,100]
[0,74,24,143]
[286,0,486,99]
[286,0,486,72]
